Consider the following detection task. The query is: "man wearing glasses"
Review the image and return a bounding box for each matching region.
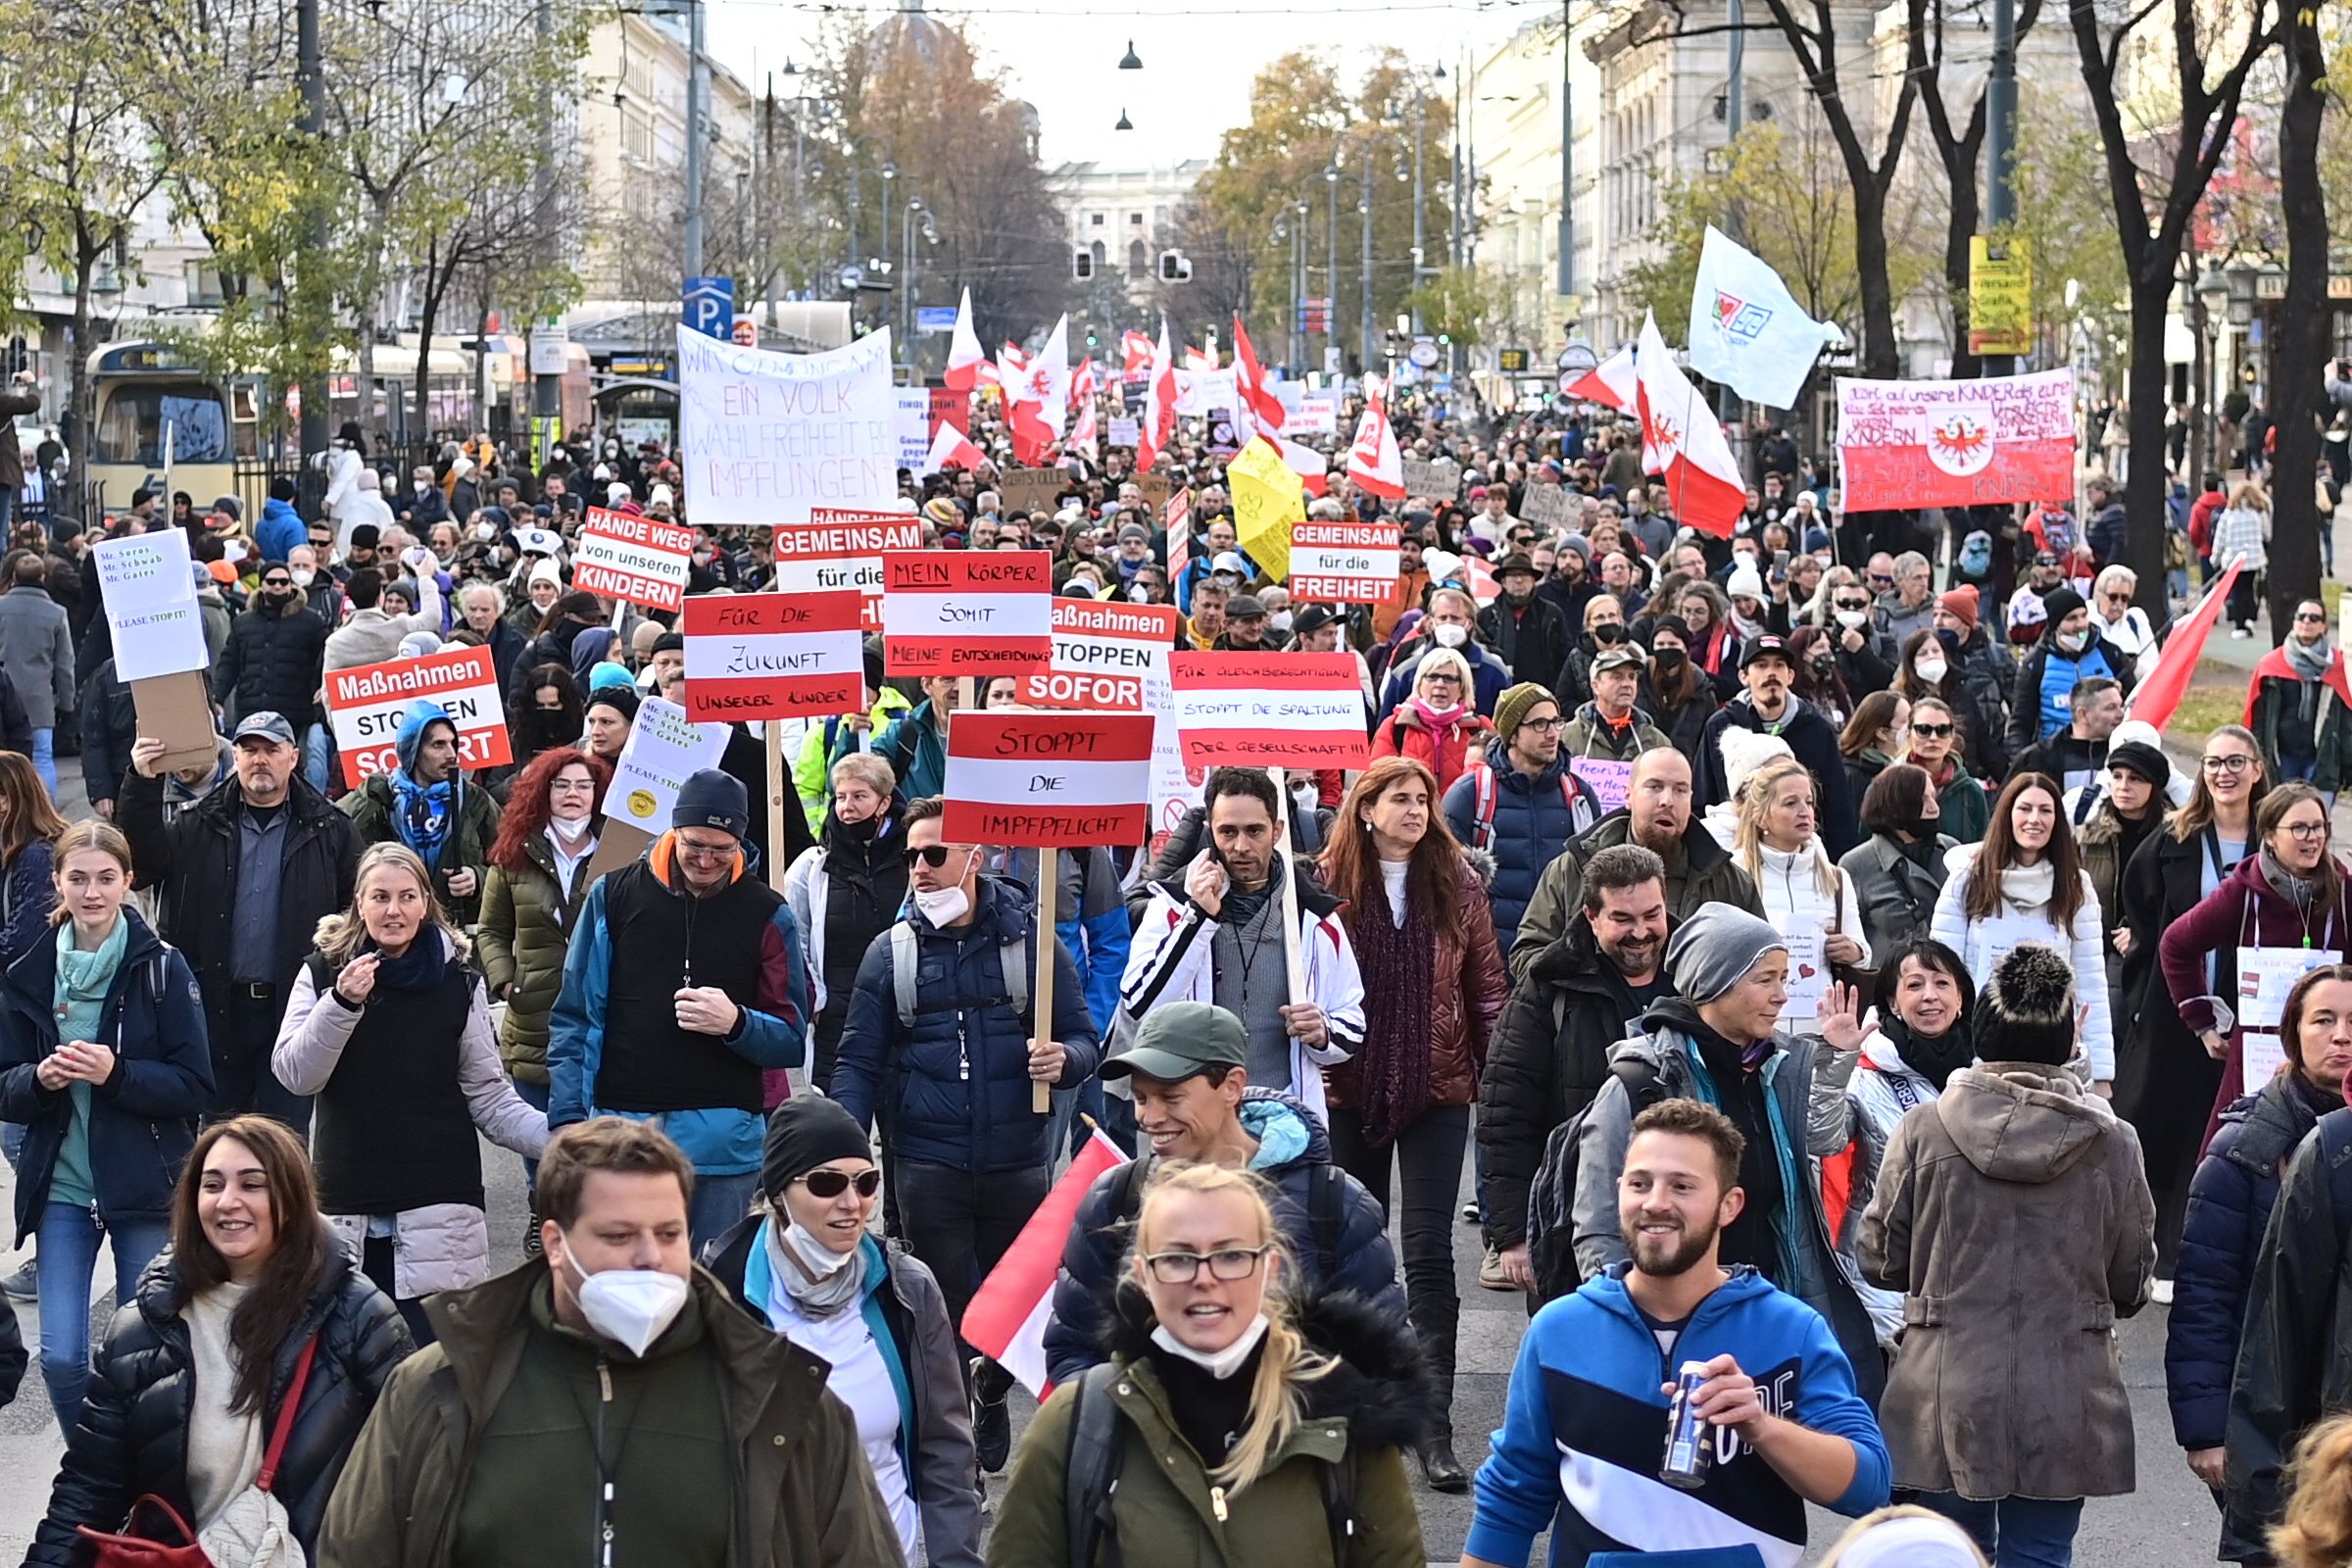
[829,795,1100,1476]
[211,559,328,746]
[1445,682,1603,956]
[549,768,813,1252]
[2247,598,2352,794]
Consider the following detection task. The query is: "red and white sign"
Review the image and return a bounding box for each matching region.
[326,646,511,789]
[773,509,925,631]
[1018,600,1179,711]
[680,591,866,720]
[881,550,1054,676]
[1168,652,1370,769]
[573,506,695,612]
[1287,520,1400,605]
[1836,368,2077,512]
[944,711,1155,847]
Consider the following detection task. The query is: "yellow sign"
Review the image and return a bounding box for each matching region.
[1969,236,2032,357]
[1227,436,1303,584]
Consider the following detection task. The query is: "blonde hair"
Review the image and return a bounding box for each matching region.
[1131,1163,1336,1494]
[1819,1504,1990,1567]
[48,820,134,926]
[1413,646,1475,697]
[1734,757,1838,902]
[2273,1413,2352,1568]
[313,843,468,964]
[2231,479,2272,512]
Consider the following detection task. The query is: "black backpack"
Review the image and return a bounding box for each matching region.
[1524,1054,1666,1301]
[1063,1361,1358,1566]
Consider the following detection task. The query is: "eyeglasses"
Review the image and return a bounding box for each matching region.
[1910,721,1954,737]
[1421,672,1462,685]
[263,577,292,588]
[2298,612,2329,623]
[2103,593,2133,605]
[675,839,737,863]
[2202,754,2257,774]
[2283,820,2331,842]
[903,844,956,868]
[795,1168,882,1200]
[1520,715,1566,732]
[1140,1244,1273,1284]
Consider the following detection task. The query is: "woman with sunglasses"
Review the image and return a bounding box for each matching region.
[2248,597,2352,793]
[988,1162,1430,1568]
[2089,565,2159,679]
[1901,696,1988,844]
[2116,725,2271,1299]
[2159,783,2351,1131]
[705,1095,981,1568]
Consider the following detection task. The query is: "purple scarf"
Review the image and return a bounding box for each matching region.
[1351,867,1438,1147]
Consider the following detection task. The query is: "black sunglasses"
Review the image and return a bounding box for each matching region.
[1911,721,1954,737]
[796,1169,882,1200]
[902,844,954,868]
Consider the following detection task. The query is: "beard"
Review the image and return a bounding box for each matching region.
[1604,935,1662,978]
[1623,1212,1717,1277]
[1630,816,1684,857]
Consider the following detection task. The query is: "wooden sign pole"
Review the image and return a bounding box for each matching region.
[764,721,789,892]
[1031,844,1056,1113]
[1267,766,1306,1002]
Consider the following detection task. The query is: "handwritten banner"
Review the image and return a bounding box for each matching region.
[881,550,1054,676]
[681,591,866,719]
[1835,369,2077,511]
[677,323,898,526]
[944,710,1155,847]
[1168,651,1370,768]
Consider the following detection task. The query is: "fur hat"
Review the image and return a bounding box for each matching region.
[1718,728,1796,805]
[1976,942,2078,1066]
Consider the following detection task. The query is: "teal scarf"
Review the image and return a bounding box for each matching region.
[54,916,129,1044]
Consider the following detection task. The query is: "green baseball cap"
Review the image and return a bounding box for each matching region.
[1102,1002,1248,1083]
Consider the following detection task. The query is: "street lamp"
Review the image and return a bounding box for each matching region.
[1119,39,1143,69]
[901,197,926,356]
[1115,109,1133,131]
[1325,163,1342,373]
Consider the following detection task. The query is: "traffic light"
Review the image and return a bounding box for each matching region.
[1086,329,1100,348]
[1437,332,1451,347]
[1073,250,1095,281]
[1158,249,1193,282]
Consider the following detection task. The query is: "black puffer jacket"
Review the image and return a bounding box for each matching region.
[25,1244,413,1567]
[212,589,331,727]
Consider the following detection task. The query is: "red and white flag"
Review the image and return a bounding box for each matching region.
[1185,344,1217,371]
[1347,385,1405,500]
[2133,558,2246,729]
[944,286,988,394]
[922,420,986,475]
[1835,369,2078,513]
[1008,316,1071,465]
[1233,315,1287,439]
[1465,556,1500,607]
[1279,437,1331,499]
[1121,330,1155,378]
[961,1129,1130,1398]
[1636,312,1744,538]
[1138,318,1178,473]
[1568,342,1638,413]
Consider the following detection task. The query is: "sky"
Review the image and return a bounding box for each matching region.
[705,0,1541,168]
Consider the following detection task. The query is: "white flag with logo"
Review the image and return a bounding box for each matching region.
[1688,224,1841,410]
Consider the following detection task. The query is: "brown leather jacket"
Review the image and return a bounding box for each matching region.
[1326,858,1507,1114]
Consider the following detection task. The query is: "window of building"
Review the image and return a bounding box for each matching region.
[1091,240,1106,271]
[1091,212,1105,226]
[1130,212,1143,225]
[1129,239,1150,279]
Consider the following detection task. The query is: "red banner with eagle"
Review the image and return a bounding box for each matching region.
[1835,369,2078,512]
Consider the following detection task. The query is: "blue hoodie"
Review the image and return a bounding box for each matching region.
[255,495,305,564]
[1467,1264,1889,1568]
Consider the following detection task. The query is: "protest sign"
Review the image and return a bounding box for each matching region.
[927,386,965,438]
[772,509,924,631]
[1521,484,1575,526]
[881,551,1054,675]
[681,591,865,720]
[944,711,1154,847]
[895,388,931,473]
[1568,756,1635,812]
[1001,467,1065,516]
[1835,369,2077,511]
[326,646,512,789]
[1019,600,1179,711]
[1175,368,1239,417]
[1139,472,1171,513]
[91,529,210,683]
[574,506,695,612]
[676,323,898,526]
[1286,520,1400,604]
[1168,652,1370,768]
[603,695,730,831]
[1107,416,1141,449]
[1282,396,1340,438]
[1400,458,1461,500]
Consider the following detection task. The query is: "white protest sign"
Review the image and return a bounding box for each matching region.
[325,646,512,789]
[604,695,731,832]
[1781,929,1830,1024]
[2237,945,2340,1032]
[1018,600,1180,711]
[92,529,209,682]
[574,507,696,612]
[895,388,931,473]
[1107,416,1142,449]
[1175,368,1239,417]
[1282,396,1340,437]
[677,323,897,527]
[772,510,925,632]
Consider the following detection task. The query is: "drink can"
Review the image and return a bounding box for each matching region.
[1660,1361,1712,1489]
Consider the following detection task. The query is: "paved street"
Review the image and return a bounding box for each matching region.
[0,1125,2222,1564]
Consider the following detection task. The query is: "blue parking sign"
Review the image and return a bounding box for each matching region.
[682,276,735,340]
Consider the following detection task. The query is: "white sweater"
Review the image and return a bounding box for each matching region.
[1744,839,1871,1033]
[1929,844,2114,1080]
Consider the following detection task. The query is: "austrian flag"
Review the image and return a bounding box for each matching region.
[962,1130,1130,1397]
[1635,312,1744,538]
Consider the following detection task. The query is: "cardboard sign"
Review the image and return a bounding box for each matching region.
[1107,417,1142,449]
[1400,458,1461,499]
[131,670,220,775]
[681,591,866,720]
[881,551,1054,675]
[944,710,1154,847]
[676,323,898,526]
[1018,600,1180,711]
[326,646,512,789]
[1168,652,1370,768]
[1287,520,1400,605]
[91,529,209,682]
[1521,483,1576,526]
[773,509,925,632]
[574,506,696,612]
[1001,467,1065,517]
[604,695,730,831]
[1140,472,1171,513]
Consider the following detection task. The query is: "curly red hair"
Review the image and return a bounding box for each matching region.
[488,748,612,874]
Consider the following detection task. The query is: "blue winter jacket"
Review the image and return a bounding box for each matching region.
[2167,1072,2337,1452]
[829,875,1100,1174]
[0,839,55,971]
[991,846,1129,1037]
[1039,1090,1410,1386]
[1442,759,1600,954]
[255,496,306,565]
[0,908,214,1248]
[850,700,950,803]
[1468,1264,1889,1568]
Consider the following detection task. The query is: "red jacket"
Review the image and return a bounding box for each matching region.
[1370,706,1493,795]
[2189,489,2227,558]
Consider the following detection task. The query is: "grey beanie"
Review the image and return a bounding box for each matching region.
[1665,906,1788,1005]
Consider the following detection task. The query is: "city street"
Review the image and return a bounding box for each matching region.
[0,1125,2222,1565]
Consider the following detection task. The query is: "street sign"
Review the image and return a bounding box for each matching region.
[682,276,734,340]
[1558,340,1598,372]
[1408,340,1441,368]
[731,315,759,347]
[915,306,958,334]
[1497,347,1531,372]
[1967,237,2033,357]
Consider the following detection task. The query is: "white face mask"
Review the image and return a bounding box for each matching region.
[290,567,316,588]
[1128,584,1152,603]
[1835,609,1868,630]
[1433,622,1469,649]
[564,1242,689,1357]
[2055,629,2087,654]
[1270,611,1294,632]
[1913,655,1948,685]
[1150,1312,1272,1379]
[910,848,977,927]
[415,481,430,495]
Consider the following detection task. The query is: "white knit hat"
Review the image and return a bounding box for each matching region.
[1718,727,1795,804]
